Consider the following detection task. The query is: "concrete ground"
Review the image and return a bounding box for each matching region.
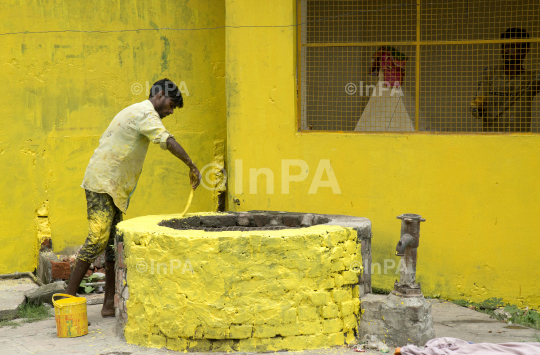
[0,299,539,355]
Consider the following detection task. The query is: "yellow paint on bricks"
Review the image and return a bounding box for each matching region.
[322,304,340,319]
[323,318,344,334]
[117,213,361,351]
[298,306,318,321]
[343,314,358,332]
[299,320,323,335]
[339,300,356,317]
[229,325,252,339]
[327,332,345,346]
[276,322,300,337]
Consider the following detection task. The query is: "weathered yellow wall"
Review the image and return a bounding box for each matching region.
[0,0,226,273]
[225,0,540,308]
[118,213,361,351]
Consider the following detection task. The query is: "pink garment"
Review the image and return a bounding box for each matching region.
[400,337,540,355]
[380,52,406,87]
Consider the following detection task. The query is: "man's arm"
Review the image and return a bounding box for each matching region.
[166,137,201,189]
[471,67,491,120]
[532,70,540,95]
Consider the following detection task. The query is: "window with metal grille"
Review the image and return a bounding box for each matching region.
[297,0,540,133]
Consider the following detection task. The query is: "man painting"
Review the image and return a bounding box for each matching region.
[471,28,540,132]
[65,79,201,317]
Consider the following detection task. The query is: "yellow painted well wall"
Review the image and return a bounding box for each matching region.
[225,0,540,307]
[0,0,226,273]
[118,213,361,351]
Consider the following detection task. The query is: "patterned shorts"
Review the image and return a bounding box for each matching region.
[77,190,123,263]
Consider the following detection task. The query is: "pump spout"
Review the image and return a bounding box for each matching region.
[396,233,413,256]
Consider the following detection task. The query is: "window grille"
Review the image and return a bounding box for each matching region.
[297,0,540,133]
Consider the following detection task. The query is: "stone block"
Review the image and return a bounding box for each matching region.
[269,216,282,225]
[25,281,66,305]
[232,310,252,324]
[282,308,297,323]
[358,293,435,347]
[343,314,357,331]
[344,240,357,254]
[275,322,300,336]
[212,339,235,352]
[201,215,221,227]
[332,289,351,303]
[121,285,129,300]
[236,338,259,352]
[149,334,167,348]
[322,303,340,318]
[37,253,52,284]
[237,213,250,226]
[253,324,275,338]
[282,215,301,227]
[309,291,328,306]
[0,279,39,320]
[299,320,322,335]
[217,214,237,227]
[167,338,189,351]
[253,213,269,227]
[188,339,212,351]
[331,260,346,272]
[204,326,229,339]
[331,246,344,260]
[342,270,359,284]
[333,274,345,287]
[258,337,284,351]
[323,318,343,333]
[229,324,252,339]
[327,332,345,346]
[281,335,306,351]
[300,214,314,226]
[319,277,335,289]
[298,306,318,321]
[339,299,356,316]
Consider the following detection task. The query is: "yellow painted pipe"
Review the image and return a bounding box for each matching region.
[180,189,194,218]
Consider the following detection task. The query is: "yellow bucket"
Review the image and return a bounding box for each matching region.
[52,293,88,338]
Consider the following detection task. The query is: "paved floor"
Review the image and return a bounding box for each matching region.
[0,299,538,355]
[0,279,39,319]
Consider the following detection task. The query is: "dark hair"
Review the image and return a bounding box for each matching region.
[501,27,530,48]
[149,78,184,108]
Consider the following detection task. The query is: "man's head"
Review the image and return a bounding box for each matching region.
[148,78,184,118]
[500,28,530,65]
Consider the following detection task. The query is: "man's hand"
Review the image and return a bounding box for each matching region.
[189,165,201,190]
[471,95,487,118]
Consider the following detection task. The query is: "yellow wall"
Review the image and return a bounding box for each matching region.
[225,0,540,308]
[0,0,226,273]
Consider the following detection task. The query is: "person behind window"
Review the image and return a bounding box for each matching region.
[471,28,540,132]
[355,46,416,132]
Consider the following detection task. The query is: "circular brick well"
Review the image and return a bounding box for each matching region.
[114,211,371,352]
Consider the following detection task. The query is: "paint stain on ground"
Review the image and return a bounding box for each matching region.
[504,325,529,329]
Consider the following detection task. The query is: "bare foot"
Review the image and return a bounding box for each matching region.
[101,306,115,317]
